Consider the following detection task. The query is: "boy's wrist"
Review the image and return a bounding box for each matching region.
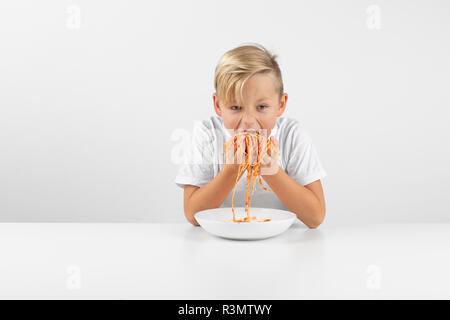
[223,163,240,174]
[224,164,247,181]
[261,164,280,177]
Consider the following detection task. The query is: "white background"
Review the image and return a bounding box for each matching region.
[0,0,449,224]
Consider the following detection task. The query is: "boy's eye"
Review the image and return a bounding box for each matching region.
[230,105,267,111]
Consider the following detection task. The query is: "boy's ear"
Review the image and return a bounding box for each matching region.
[213,93,222,117]
[277,93,288,117]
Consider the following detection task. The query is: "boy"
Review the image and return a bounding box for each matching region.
[175,43,327,228]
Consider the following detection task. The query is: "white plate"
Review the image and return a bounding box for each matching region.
[194,207,296,240]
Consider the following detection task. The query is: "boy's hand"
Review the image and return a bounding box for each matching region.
[223,134,247,166]
[241,134,279,175]
[258,136,280,176]
[223,134,279,175]
[222,135,247,180]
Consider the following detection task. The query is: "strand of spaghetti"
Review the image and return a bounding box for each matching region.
[257,137,273,192]
[257,140,273,192]
[237,135,251,221]
[231,135,246,221]
[243,136,251,220]
[246,134,263,219]
[225,135,240,221]
[252,135,260,195]
[251,168,257,196]
[245,166,252,219]
[230,166,239,220]
[223,131,274,222]
[231,163,247,221]
[241,134,261,220]
[258,173,272,192]
[251,136,260,196]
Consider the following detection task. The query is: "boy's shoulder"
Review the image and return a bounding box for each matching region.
[275,116,308,138]
[275,117,315,153]
[189,116,224,147]
[193,115,224,132]
[276,116,303,131]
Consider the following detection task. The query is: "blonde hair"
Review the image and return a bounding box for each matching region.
[214,43,284,106]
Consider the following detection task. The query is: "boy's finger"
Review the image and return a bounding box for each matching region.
[270,136,279,148]
[236,136,246,164]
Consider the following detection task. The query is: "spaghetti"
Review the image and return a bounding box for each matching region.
[222,132,273,223]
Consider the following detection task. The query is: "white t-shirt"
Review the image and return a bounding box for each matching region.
[174,115,327,211]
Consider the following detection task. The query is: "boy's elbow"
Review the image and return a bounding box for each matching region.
[305,208,325,229]
[186,214,200,226]
[184,206,200,226]
[306,220,322,229]
[183,186,201,226]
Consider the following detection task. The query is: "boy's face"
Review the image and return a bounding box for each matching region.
[213,73,288,137]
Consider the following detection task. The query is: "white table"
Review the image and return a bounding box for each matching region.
[0,221,449,299]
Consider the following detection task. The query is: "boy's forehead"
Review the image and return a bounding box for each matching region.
[240,89,278,104]
[245,73,276,89]
[228,92,278,106]
[242,74,278,98]
[220,73,280,105]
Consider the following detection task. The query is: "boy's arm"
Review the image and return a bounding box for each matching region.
[262,166,326,229]
[183,164,244,226]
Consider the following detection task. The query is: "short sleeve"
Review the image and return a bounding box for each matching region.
[174,121,215,189]
[285,124,327,186]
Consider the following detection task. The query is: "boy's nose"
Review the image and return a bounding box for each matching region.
[240,115,259,130]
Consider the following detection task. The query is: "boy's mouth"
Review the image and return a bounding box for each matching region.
[238,128,260,134]
[232,127,269,137]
